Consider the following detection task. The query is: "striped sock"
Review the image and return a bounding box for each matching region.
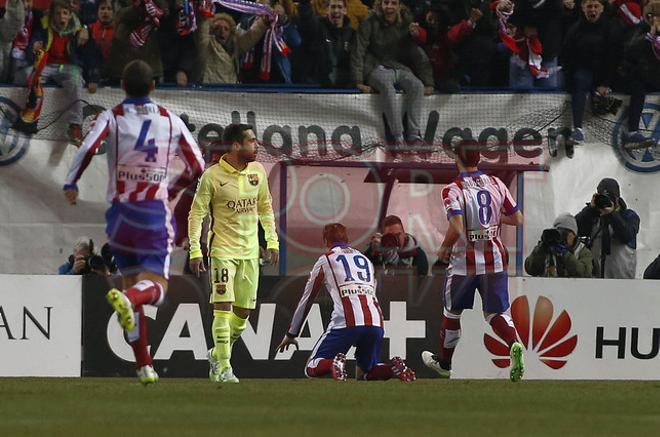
[489,313,517,348]
[439,312,462,369]
[305,358,333,377]
[127,305,152,369]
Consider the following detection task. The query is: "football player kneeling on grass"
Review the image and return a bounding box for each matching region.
[276,223,415,382]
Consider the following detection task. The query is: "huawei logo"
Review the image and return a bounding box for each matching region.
[484,295,578,370]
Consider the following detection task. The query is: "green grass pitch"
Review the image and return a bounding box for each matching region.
[1,379,659,436]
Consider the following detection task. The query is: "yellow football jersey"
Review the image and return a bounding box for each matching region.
[188,157,278,260]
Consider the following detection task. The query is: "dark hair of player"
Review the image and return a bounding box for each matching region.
[222,123,254,146]
[454,140,481,168]
[122,60,154,98]
[323,223,349,245]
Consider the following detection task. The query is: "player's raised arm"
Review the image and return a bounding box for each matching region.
[188,170,214,273]
[169,115,205,200]
[62,110,112,204]
[276,257,326,353]
[256,162,279,263]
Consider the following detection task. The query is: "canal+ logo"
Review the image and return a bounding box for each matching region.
[484,295,578,370]
[0,97,31,166]
[611,102,660,173]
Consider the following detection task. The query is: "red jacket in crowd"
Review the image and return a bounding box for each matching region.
[415,20,474,84]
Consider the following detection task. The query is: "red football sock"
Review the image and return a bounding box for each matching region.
[439,314,461,369]
[365,364,394,381]
[125,280,164,307]
[129,305,152,369]
[305,359,333,377]
[490,314,517,348]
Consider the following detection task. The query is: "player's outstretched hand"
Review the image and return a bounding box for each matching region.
[65,189,78,205]
[276,335,298,354]
[267,249,279,266]
[190,258,206,277]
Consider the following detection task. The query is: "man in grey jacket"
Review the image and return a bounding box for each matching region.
[351,0,434,152]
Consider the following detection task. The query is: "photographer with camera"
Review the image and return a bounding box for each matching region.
[364,215,429,276]
[58,237,115,276]
[525,213,593,278]
[576,178,640,279]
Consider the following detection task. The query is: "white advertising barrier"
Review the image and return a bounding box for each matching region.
[0,275,82,376]
[452,277,660,380]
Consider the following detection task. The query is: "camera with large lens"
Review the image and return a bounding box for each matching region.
[68,254,106,274]
[594,193,613,209]
[87,254,107,272]
[67,241,115,275]
[541,228,562,248]
[541,228,569,255]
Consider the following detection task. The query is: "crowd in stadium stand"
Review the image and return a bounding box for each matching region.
[1,0,657,88]
[1,0,658,146]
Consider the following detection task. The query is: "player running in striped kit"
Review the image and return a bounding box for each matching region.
[422,141,525,382]
[276,223,415,382]
[63,60,205,385]
[188,123,279,384]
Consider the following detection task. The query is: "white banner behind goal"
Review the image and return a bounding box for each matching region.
[0,88,657,276]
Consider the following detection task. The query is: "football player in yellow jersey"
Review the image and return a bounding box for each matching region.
[188,123,279,383]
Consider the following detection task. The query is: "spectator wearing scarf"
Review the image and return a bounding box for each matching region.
[106,0,168,83]
[197,11,269,83]
[504,0,563,88]
[236,0,301,83]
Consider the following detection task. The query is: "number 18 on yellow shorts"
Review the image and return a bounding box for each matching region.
[209,258,260,310]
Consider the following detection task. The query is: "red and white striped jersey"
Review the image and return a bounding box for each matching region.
[287,244,384,336]
[64,98,204,203]
[441,171,518,275]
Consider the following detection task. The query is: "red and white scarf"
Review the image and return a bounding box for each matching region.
[129,0,165,48]
[495,5,560,79]
[215,0,291,80]
[176,0,198,36]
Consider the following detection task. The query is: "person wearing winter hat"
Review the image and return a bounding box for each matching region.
[576,177,640,278]
[525,213,593,277]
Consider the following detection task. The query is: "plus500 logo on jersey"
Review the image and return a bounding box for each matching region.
[117,165,167,183]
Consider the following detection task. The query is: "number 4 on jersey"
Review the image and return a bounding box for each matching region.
[135,120,158,162]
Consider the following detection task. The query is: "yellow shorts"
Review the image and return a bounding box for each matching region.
[209,258,260,310]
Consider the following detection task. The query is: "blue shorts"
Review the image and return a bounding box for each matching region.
[105,200,175,279]
[309,326,384,374]
[442,272,510,314]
